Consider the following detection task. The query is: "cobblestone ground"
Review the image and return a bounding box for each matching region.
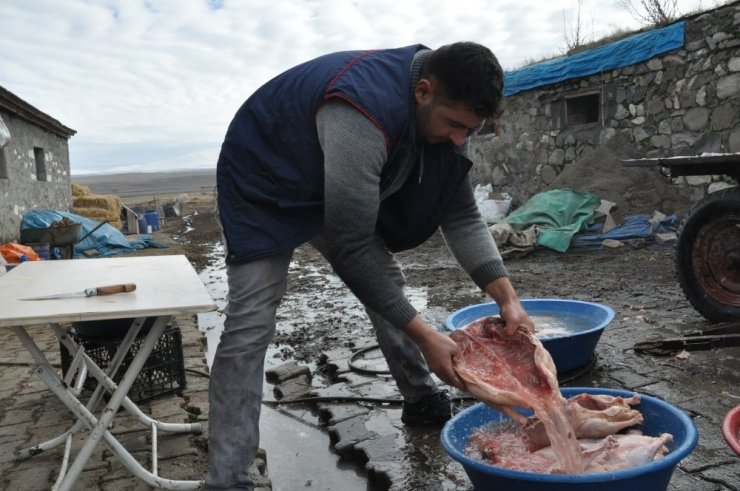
[0,314,215,490]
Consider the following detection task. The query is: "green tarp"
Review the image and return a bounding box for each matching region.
[504,189,601,252]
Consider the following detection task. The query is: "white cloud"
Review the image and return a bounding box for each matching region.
[0,0,708,174]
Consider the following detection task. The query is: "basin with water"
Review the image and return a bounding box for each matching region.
[441,387,698,491]
[445,299,615,374]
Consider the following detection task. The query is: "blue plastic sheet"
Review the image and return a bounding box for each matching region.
[504,21,685,96]
[21,210,168,258]
[572,214,678,247]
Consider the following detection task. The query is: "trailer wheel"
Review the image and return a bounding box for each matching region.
[675,187,740,322]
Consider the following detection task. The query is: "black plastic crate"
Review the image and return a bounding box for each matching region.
[60,325,186,404]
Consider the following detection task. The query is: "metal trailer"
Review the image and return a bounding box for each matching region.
[623,153,740,323]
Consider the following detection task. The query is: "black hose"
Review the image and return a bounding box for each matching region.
[348,344,390,374]
[185,368,211,378]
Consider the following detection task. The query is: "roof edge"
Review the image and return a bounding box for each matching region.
[0,85,76,139]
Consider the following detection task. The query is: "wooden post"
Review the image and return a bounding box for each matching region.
[123,205,139,234]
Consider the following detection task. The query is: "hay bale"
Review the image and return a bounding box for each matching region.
[73,207,109,221]
[73,195,122,212]
[71,192,125,231]
[71,183,90,197]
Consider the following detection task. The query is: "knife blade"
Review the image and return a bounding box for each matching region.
[19,283,137,301]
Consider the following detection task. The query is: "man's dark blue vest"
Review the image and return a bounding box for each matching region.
[217,45,473,265]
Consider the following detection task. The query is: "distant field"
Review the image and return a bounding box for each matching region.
[72,169,216,204]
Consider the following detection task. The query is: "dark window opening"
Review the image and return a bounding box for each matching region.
[566,93,600,126]
[477,119,499,137]
[34,146,46,181]
[0,149,7,180]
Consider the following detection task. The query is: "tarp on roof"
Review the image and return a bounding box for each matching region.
[503,20,685,96]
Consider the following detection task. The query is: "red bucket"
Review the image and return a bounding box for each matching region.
[722,405,740,455]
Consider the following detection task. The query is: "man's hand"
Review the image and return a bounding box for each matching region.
[485,276,534,336]
[403,315,465,389]
[499,301,534,336]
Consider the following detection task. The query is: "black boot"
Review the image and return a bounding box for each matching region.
[401,390,452,425]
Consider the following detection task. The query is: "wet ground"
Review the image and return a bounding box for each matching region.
[161,198,739,490]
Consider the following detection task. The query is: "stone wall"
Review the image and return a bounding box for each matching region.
[0,109,73,243]
[470,1,740,208]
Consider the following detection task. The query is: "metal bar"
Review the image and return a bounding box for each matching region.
[635,334,740,354]
[32,348,202,490]
[13,321,203,489]
[45,320,147,452]
[152,422,158,477]
[685,321,740,337]
[17,321,148,460]
[63,345,87,397]
[57,322,201,434]
[57,317,170,491]
[51,435,73,491]
[15,430,73,461]
[622,154,740,180]
[623,154,740,166]
[53,319,145,401]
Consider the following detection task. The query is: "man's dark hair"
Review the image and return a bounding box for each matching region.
[421,42,504,118]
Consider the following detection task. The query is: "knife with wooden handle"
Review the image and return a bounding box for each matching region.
[19,283,137,300]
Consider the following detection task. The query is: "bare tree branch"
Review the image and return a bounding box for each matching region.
[617,0,680,25]
[563,0,593,53]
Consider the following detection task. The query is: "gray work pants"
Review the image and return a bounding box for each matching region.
[204,236,437,490]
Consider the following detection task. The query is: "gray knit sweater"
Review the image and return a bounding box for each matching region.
[315,51,507,328]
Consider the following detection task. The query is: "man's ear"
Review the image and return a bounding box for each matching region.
[414,78,434,105]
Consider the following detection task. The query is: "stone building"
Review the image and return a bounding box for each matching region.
[0,85,76,242]
[470,1,740,206]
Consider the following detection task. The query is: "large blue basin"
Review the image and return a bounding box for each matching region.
[445,299,615,373]
[441,387,698,491]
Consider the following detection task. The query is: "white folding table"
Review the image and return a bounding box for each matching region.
[0,255,216,490]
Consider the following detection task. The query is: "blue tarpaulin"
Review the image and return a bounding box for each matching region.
[21,210,167,258]
[572,214,678,247]
[504,21,685,96]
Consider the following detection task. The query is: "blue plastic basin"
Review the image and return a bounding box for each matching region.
[441,387,698,491]
[445,299,615,373]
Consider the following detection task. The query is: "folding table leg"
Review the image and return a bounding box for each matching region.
[51,435,73,491]
[55,322,202,435]
[32,355,203,490]
[13,320,204,490]
[15,319,148,461]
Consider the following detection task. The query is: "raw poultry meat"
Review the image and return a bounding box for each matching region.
[451,315,672,475]
[466,425,673,474]
[450,316,584,473]
[449,316,559,424]
[533,433,673,473]
[523,393,644,450]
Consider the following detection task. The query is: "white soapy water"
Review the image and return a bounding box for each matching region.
[532,313,597,338]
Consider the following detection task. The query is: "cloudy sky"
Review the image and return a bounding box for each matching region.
[0,0,713,175]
